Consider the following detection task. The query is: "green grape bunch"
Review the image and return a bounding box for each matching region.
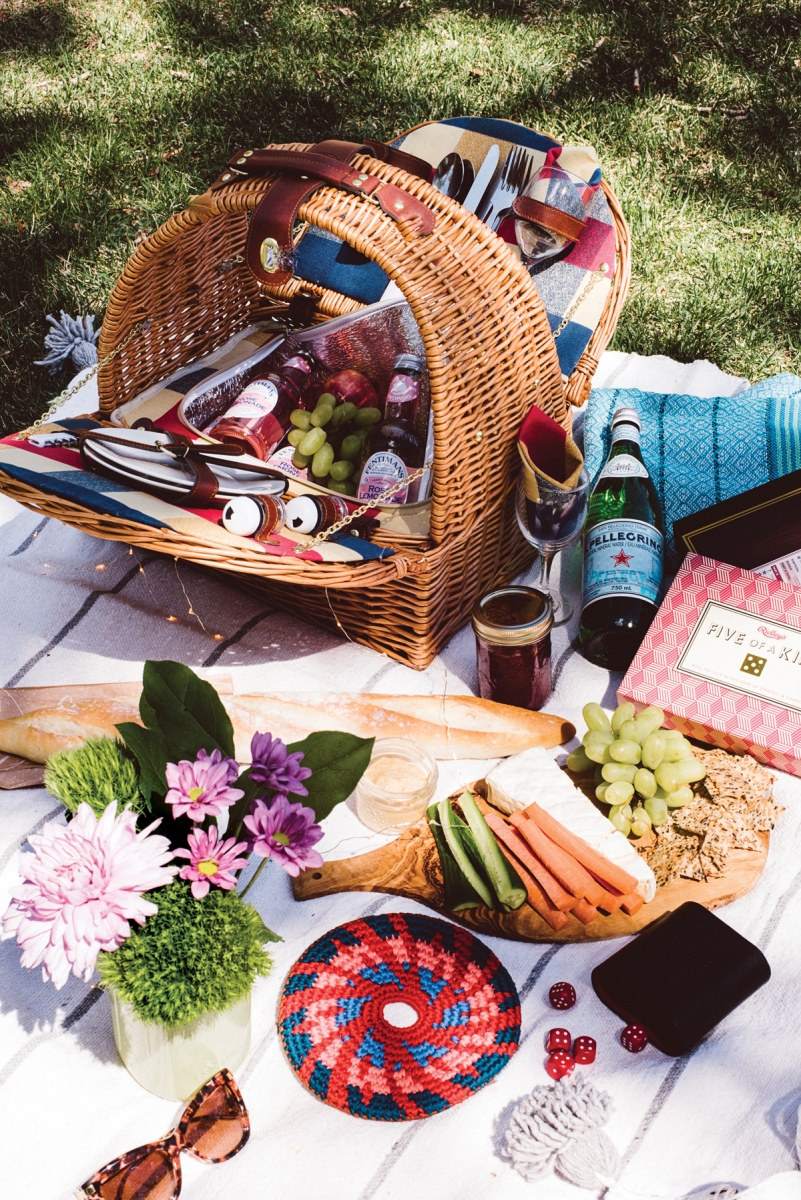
[287,393,382,496]
[566,702,707,838]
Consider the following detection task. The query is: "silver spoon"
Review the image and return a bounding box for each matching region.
[455,157,475,204]
[431,152,464,199]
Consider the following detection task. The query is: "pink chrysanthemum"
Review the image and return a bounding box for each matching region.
[244,794,324,877]
[2,803,176,989]
[165,748,243,821]
[174,826,249,900]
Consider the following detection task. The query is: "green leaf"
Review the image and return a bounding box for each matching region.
[254,914,282,944]
[286,731,374,822]
[139,693,158,730]
[141,660,235,761]
[116,722,170,803]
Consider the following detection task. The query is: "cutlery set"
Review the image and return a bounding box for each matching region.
[432,143,534,230]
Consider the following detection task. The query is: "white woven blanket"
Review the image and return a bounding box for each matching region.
[1,353,798,1200]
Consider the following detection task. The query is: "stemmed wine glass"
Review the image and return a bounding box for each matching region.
[514,162,592,268]
[515,469,590,624]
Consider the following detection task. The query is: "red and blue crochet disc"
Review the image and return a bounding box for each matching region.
[278,911,521,1121]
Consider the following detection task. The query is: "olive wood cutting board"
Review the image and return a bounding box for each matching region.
[292,782,768,943]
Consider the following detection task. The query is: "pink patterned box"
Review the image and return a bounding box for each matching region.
[618,553,801,777]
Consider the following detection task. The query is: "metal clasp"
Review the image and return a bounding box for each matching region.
[259,237,281,273]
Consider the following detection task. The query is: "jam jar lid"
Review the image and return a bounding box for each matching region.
[471,586,553,646]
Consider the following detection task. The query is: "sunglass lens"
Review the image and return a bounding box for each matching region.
[91,1148,177,1200]
[184,1083,247,1161]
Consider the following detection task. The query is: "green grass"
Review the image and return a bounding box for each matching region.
[1,0,800,434]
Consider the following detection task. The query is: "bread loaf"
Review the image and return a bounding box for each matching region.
[227,693,573,761]
[0,691,573,765]
[0,700,141,764]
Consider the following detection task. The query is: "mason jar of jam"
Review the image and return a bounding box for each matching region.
[472,586,553,710]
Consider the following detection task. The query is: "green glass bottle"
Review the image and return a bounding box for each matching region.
[579,407,665,670]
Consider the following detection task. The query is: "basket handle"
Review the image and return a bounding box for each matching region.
[210,139,437,287]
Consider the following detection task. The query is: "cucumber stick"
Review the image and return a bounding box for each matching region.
[459,791,528,910]
[437,798,494,909]
[426,804,483,912]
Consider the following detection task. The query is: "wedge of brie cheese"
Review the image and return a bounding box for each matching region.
[485,745,656,902]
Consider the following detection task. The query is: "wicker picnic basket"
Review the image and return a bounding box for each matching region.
[2,134,630,669]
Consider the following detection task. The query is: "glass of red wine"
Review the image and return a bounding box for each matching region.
[515,469,590,624]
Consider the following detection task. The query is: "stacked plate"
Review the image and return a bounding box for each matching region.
[80,429,287,504]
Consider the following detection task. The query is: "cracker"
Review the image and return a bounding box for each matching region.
[636,746,779,890]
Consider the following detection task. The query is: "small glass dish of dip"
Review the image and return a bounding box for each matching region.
[356,737,439,833]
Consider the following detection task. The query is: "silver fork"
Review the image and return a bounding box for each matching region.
[477,146,535,231]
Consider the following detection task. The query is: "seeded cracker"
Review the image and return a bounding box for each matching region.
[639,748,780,887]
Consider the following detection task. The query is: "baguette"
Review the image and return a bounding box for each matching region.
[0,700,141,764]
[0,689,574,766]
[226,693,574,761]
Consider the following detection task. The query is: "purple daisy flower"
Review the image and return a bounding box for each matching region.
[243,794,323,877]
[164,748,243,821]
[250,732,312,796]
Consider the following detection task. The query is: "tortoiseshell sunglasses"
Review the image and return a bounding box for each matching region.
[75,1068,250,1199]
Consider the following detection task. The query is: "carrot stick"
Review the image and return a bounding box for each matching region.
[618,892,643,916]
[594,886,624,914]
[586,872,645,917]
[509,813,607,908]
[571,898,599,925]
[499,853,570,931]
[525,802,640,896]
[476,802,576,912]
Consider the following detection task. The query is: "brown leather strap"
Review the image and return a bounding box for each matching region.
[361,139,434,183]
[81,430,222,506]
[80,430,244,458]
[212,140,435,288]
[511,196,586,243]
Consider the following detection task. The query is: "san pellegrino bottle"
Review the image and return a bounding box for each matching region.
[579,407,664,670]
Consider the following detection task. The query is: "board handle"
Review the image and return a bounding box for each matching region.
[292,821,440,904]
[292,849,389,900]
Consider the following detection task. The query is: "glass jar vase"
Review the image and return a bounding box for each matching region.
[109,990,251,1102]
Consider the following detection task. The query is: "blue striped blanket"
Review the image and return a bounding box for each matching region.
[585,374,801,566]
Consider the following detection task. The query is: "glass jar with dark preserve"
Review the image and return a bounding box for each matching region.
[472,587,553,711]
[205,350,316,460]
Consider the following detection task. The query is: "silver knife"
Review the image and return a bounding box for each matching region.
[461,143,500,213]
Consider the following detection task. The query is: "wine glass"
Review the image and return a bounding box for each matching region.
[515,469,590,624]
[514,162,592,267]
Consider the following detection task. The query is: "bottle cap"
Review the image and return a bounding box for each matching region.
[285,494,324,534]
[611,407,641,429]
[471,586,553,646]
[221,495,285,538]
[393,353,425,373]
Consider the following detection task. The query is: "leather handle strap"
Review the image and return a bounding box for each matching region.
[211,139,436,287]
[511,196,586,243]
[79,430,222,507]
[79,429,244,459]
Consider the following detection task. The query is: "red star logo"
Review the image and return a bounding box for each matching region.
[612,549,633,567]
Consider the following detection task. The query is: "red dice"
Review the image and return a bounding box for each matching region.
[545,1028,571,1053]
[546,1050,575,1080]
[549,982,577,1010]
[573,1035,596,1064]
[621,1023,648,1053]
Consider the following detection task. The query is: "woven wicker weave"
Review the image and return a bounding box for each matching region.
[2,138,630,669]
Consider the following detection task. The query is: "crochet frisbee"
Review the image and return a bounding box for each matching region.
[278,911,521,1120]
